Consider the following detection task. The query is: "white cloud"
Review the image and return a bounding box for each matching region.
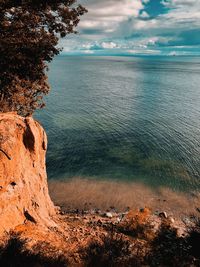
[140,11,150,19]
[168,51,177,56]
[139,44,147,49]
[59,0,200,55]
[142,0,150,4]
[81,43,92,49]
[82,50,94,54]
[127,49,161,55]
[78,0,144,38]
[101,42,117,49]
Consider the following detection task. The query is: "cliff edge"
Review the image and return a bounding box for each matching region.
[0,113,56,235]
[0,113,196,267]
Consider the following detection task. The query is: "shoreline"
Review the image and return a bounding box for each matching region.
[49,177,200,218]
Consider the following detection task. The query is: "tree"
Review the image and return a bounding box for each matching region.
[0,0,87,116]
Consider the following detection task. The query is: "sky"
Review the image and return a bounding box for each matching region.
[60,0,200,56]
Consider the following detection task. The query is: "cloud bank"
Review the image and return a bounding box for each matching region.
[60,0,200,55]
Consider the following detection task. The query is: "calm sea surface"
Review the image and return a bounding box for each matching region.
[35,56,200,192]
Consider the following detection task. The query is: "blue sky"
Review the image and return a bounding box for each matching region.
[60,0,200,56]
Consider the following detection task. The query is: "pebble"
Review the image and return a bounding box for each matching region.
[169,217,175,224]
[95,209,101,214]
[182,217,191,225]
[105,212,113,218]
[116,218,121,223]
[154,210,160,215]
[159,211,168,219]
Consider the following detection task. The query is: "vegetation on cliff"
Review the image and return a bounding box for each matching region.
[0,208,200,267]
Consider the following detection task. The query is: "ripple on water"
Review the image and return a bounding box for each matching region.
[35,56,200,192]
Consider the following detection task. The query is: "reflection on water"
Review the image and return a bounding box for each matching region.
[35,56,200,191]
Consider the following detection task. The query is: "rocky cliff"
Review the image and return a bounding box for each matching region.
[0,113,195,267]
[0,113,56,235]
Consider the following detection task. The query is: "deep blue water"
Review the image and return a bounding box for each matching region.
[35,56,200,191]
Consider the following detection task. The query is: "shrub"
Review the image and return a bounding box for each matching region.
[146,221,194,267]
[0,233,68,267]
[85,233,133,267]
[186,216,200,260]
[117,208,154,240]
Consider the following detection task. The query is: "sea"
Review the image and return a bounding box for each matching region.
[35,55,200,193]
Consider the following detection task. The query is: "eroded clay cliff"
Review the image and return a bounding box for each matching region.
[0,112,56,235]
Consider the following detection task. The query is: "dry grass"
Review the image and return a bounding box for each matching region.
[0,233,68,267]
[49,178,200,216]
[1,210,200,266]
[117,208,155,240]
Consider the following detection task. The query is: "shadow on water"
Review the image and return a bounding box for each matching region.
[40,122,199,192]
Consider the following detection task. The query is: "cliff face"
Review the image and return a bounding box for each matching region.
[0,113,55,235]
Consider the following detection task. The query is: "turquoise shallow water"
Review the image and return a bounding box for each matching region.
[35,56,200,191]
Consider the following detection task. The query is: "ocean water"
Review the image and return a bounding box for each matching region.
[35,56,200,192]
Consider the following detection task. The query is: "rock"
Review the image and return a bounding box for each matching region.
[0,113,56,236]
[55,206,61,214]
[182,217,191,225]
[169,217,175,224]
[116,218,121,223]
[119,212,128,220]
[105,212,113,218]
[159,212,168,219]
[95,209,101,214]
[154,210,160,216]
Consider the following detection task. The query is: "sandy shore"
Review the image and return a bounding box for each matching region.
[49,178,200,218]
